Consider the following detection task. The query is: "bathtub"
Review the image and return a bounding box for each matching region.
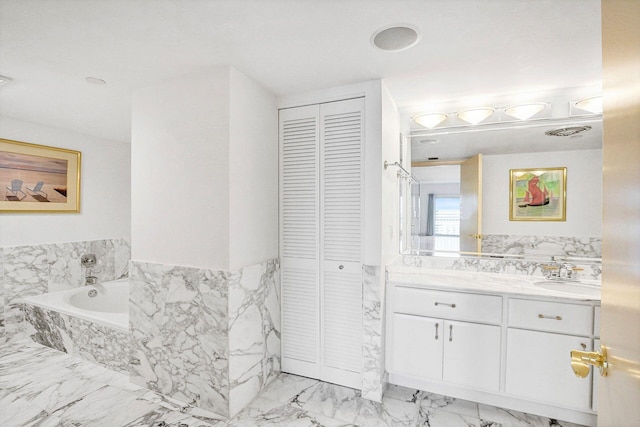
[22,278,130,373]
[23,278,129,332]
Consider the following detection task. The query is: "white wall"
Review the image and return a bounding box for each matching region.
[380,83,400,265]
[228,68,278,269]
[0,116,130,247]
[131,68,230,269]
[483,149,602,237]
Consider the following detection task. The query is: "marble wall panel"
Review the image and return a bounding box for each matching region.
[47,241,91,292]
[481,234,602,258]
[129,260,231,417]
[228,259,281,417]
[362,265,385,402]
[2,245,50,342]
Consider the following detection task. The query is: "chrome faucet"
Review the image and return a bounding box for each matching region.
[81,254,99,286]
[543,256,582,281]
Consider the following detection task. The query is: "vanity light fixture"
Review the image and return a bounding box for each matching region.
[0,75,12,86]
[456,107,494,125]
[574,96,602,114]
[414,113,448,129]
[371,24,420,52]
[504,103,547,120]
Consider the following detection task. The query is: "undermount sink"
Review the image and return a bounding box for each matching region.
[532,280,601,297]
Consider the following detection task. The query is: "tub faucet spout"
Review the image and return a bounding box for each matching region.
[85,276,98,286]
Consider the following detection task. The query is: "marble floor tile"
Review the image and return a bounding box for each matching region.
[0,340,589,427]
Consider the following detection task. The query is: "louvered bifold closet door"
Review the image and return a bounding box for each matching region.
[319,98,364,389]
[279,105,321,379]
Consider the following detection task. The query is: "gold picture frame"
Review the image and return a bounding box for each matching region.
[1,138,81,213]
[509,167,566,221]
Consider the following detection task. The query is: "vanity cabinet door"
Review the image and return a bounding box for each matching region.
[505,328,592,410]
[391,313,443,380]
[443,320,501,391]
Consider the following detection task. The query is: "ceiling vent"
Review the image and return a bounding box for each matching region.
[545,126,592,137]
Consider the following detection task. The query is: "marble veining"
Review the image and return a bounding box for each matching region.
[0,238,130,344]
[23,302,131,373]
[228,259,281,417]
[130,258,281,419]
[1,340,587,427]
[401,254,602,281]
[130,261,231,417]
[481,234,602,258]
[362,264,385,402]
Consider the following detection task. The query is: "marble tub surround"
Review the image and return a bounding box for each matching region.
[0,237,130,343]
[1,340,585,427]
[23,303,130,374]
[401,253,602,281]
[481,234,602,258]
[130,257,281,419]
[362,264,386,402]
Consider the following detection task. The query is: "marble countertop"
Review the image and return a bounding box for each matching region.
[387,266,601,302]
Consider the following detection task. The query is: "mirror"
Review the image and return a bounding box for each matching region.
[402,112,603,261]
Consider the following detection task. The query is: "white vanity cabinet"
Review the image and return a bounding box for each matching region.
[505,298,595,410]
[386,275,600,427]
[389,286,502,392]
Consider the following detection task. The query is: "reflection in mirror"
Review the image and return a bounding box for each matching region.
[401,125,603,261]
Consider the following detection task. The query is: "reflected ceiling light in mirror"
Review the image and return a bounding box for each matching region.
[504,103,546,120]
[414,113,448,129]
[574,96,602,114]
[0,75,12,86]
[456,107,494,125]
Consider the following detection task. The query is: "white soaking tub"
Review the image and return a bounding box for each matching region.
[24,278,129,332]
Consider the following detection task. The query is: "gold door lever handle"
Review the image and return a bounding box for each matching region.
[570,345,609,378]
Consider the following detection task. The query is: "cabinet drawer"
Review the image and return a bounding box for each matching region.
[508,298,593,335]
[394,287,502,324]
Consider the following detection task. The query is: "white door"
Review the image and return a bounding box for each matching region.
[459,154,482,253]
[279,105,321,378]
[597,1,640,424]
[443,320,501,392]
[319,98,364,388]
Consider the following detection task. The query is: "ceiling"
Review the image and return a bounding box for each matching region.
[0,0,602,147]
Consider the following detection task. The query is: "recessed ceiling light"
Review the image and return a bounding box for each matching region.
[85,77,106,86]
[371,24,420,52]
[0,75,12,86]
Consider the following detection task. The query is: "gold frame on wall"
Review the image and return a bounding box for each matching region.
[509,167,566,221]
[0,138,81,213]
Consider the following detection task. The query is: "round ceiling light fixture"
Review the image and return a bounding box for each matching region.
[371,24,420,52]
